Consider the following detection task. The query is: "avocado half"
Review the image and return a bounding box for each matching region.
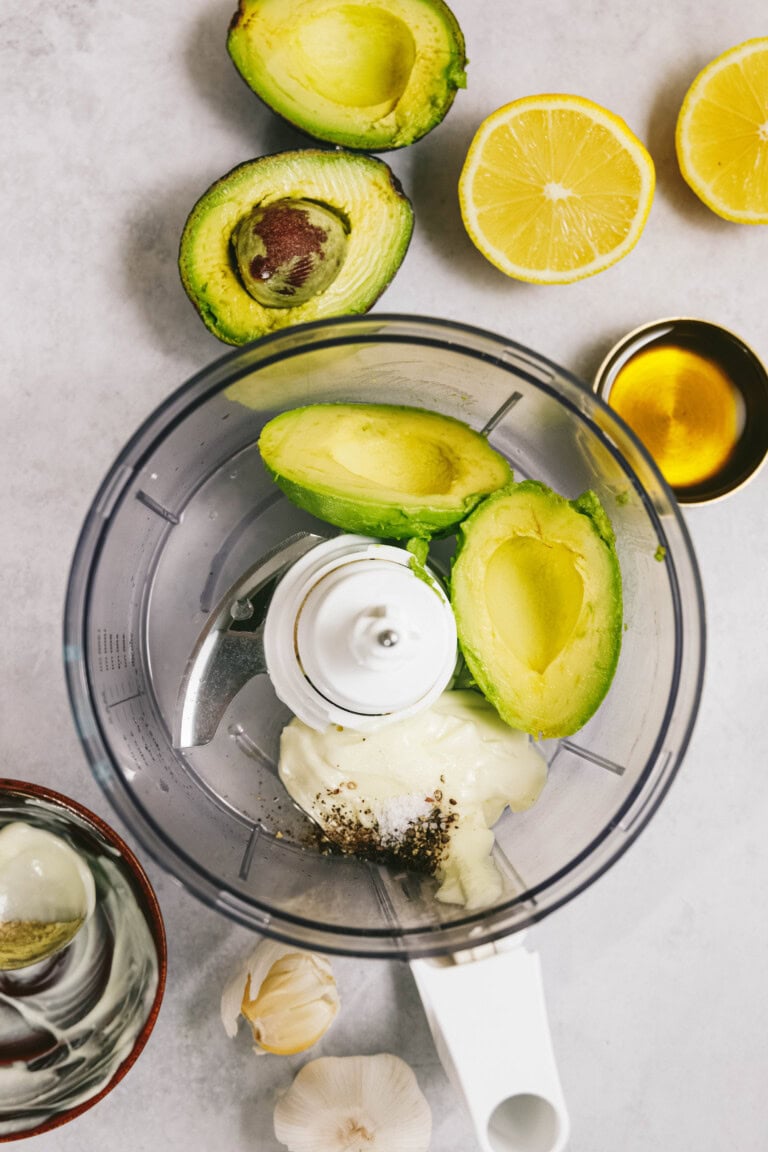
[227,0,467,150]
[258,403,512,538]
[179,150,413,345]
[451,481,623,738]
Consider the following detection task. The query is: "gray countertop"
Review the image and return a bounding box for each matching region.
[3,1,768,1149]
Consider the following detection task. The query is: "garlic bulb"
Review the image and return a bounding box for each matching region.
[220,938,339,1055]
[0,821,96,970]
[274,1054,432,1152]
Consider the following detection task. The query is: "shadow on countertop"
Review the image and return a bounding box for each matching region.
[404,113,526,298]
[183,0,310,153]
[121,0,309,361]
[646,60,734,234]
[121,180,223,363]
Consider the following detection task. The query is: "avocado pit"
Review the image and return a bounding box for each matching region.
[233,198,348,308]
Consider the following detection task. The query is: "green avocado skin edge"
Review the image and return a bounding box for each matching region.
[226,0,468,152]
[264,468,491,539]
[257,402,513,539]
[178,152,414,346]
[451,480,624,740]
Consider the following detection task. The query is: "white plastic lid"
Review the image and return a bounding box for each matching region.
[263,535,457,731]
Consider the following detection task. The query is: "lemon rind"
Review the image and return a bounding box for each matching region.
[459,94,656,284]
[675,37,768,225]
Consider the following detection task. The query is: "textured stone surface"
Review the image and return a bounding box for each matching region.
[2,1,767,1149]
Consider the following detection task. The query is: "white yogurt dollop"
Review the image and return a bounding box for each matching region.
[279,689,547,909]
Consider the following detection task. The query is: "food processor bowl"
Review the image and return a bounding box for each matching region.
[64,315,704,959]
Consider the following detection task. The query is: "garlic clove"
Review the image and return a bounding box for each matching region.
[221,939,290,1039]
[274,1053,432,1152]
[221,938,339,1055]
[241,952,339,1055]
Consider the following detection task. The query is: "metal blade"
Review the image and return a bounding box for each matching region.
[173,532,325,750]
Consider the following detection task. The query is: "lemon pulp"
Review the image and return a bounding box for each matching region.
[459,94,655,283]
[676,37,768,223]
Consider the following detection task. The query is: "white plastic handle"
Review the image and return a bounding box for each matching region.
[410,940,570,1152]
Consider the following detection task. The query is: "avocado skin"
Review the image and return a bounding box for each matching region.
[179,151,413,345]
[258,403,512,539]
[264,471,488,539]
[570,488,617,550]
[226,0,467,152]
[451,481,623,738]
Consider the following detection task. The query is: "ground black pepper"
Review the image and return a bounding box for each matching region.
[309,787,459,875]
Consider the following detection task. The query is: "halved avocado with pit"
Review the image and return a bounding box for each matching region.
[179,150,413,345]
[227,0,467,150]
[258,403,512,538]
[451,481,623,738]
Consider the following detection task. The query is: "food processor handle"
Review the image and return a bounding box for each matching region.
[410,939,570,1152]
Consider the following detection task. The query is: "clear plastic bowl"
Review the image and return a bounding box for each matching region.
[64,315,704,957]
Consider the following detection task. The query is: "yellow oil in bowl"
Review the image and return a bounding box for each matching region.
[608,343,742,489]
[595,319,768,504]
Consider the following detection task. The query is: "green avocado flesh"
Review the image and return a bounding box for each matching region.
[258,403,512,538]
[227,0,467,150]
[451,482,623,738]
[179,150,413,345]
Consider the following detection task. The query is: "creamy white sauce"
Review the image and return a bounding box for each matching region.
[279,689,547,909]
[0,844,160,1136]
[0,821,96,925]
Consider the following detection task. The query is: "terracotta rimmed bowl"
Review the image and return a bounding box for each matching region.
[0,781,166,1141]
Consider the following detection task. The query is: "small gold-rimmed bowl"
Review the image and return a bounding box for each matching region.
[594,317,768,505]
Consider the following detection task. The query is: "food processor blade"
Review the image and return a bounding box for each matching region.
[176,526,458,748]
[173,532,325,749]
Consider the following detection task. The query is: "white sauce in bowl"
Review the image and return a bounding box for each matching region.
[0,814,160,1137]
[279,689,547,908]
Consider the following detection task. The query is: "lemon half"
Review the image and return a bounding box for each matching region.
[459,94,655,284]
[676,38,768,224]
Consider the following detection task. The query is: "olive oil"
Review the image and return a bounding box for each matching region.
[608,340,743,490]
